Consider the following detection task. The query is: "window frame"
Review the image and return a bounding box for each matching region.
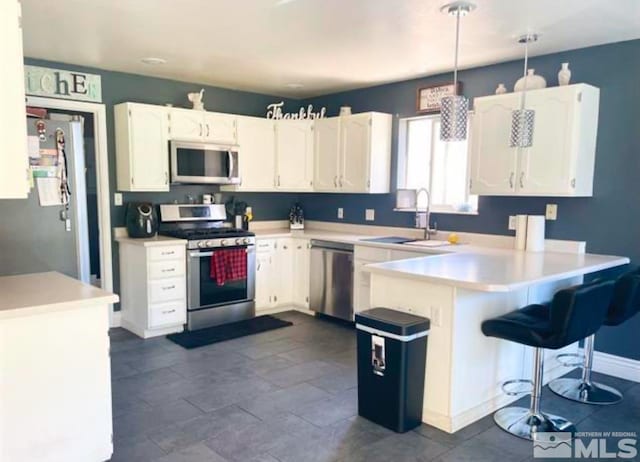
[396,112,477,215]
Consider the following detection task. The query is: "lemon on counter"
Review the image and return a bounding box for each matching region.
[447,233,459,245]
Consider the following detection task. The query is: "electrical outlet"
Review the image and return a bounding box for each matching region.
[508,215,516,230]
[114,193,123,206]
[546,204,558,220]
[337,208,344,219]
[430,306,442,327]
[365,209,375,221]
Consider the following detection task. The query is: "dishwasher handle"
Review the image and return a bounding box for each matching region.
[310,239,354,253]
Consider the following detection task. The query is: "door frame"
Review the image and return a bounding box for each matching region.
[25,96,115,325]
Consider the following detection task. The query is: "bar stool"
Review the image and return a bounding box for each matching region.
[549,270,640,405]
[481,280,614,440]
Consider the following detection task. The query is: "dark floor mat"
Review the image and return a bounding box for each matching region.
[167,315,293,349]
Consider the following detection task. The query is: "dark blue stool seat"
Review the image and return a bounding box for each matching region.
[549,269,640,405]
[481,279,614,441]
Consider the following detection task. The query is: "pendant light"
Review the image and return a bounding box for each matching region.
[439,1,475,142]
[510,34,539,148]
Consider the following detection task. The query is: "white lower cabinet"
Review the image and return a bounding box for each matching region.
[255,237,310,312]
[118,239,187,338]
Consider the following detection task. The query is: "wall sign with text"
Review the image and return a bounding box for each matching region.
[416,82,461,113]
[266,101,326,120]
[24,66,102,103]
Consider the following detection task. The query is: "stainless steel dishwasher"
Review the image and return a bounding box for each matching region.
[309,240,354,321]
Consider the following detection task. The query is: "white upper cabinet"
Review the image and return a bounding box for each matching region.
[115,103,170,191]
[1,0,29,199]
[231,116,276,191]
[314,117,342,191]
[470,84,599,197]
[314,112,392,193]
[170,109,237,144]
[276,119,314,191]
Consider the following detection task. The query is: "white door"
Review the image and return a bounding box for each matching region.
[129,105,169,191]
[235,116,276,190]
[255,253,273,311]
[0,0,28,199]
[469,95,520,195]
[340,114,371,192]
[276,120,314,191]
[169,108,204,141]
[518,87,578,195]
[314,118,341,191]
[203,112,237,144]
[292,240,310,308]
[274,239,293,305]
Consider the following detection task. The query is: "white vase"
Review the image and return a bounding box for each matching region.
[558,62,571,86]
[495,83,507,95]
[514,69,547,92]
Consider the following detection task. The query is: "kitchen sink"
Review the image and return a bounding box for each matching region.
[402,239,451,248]
[360,236,416,244]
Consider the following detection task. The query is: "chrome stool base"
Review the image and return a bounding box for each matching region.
[494,407,576,441]
[549,377,623,405]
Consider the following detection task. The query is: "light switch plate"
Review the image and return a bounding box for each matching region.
[508,215,516,230]
[546,204,558,220]
[365,209,375,221]
[114,193,123,206]
[337,208,344,219]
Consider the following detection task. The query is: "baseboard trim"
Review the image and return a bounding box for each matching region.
[593,351,640,383]
[110,311,121,328]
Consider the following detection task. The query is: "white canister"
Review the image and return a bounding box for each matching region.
[202,194,212,204]
[339,106,352,117]
[526,215,546,252]
[515,215,528,250]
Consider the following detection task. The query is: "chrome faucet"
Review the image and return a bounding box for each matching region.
[415,188,437,240]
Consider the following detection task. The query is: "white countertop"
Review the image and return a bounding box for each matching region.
[0,272,119,319]
[116,235,187,247]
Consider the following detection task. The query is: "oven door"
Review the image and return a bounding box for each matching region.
[171,141,240,184]
[187,245,256,311]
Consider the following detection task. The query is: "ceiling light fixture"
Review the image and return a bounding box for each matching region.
[510,34,539,148]
[439,1,475,142]
[140,57,167,65]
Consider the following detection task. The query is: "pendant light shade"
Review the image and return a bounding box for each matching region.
[510,34,539,148]
[439,1,475,142]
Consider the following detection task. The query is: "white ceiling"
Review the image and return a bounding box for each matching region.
[21,0,640,98]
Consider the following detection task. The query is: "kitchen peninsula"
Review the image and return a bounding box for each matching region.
[365,248,629,433]
[0,272,119,462]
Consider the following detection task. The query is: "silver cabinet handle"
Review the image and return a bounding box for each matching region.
[339,176,343,187]
[297,245,302,249]
[199,123,203,137]
[161,268,175,273]
[206,124,210,137]
[161,309,176,314]
[509,172,514,189]
[257,262,261,271]
[519,172,525,188]
[161,251,175,256]
[283,245,288,249]
[334,176,338,187]
[277,175,281,187]
[162,285,175,290]
[165,171,169,185]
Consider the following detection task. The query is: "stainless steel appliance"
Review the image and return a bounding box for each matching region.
[158,204,255,330]
[170,141,240,185]
[309,240,354,321]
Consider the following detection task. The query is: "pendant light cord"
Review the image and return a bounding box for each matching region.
[521,36,530,110]
[453,8,461,95]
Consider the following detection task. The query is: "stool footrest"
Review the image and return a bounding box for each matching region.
[555,353,584,368]
[501,379,533,396]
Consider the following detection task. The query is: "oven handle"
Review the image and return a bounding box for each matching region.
[190,251,214,257]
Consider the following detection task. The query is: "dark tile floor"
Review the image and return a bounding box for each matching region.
[109,311,640,462]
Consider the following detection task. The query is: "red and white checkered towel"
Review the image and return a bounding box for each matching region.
[210,248,247,286]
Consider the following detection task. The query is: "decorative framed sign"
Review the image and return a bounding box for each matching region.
[24,65,102,103]
[416,82,461,113]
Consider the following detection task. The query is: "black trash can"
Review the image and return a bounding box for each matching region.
[355,307,430,433]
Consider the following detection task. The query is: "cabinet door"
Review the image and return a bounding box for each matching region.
[469,95,520,195]
[203,112,237,144]
[255,253,273,311]
[313,118,341,191]
[274,239,293,305]
[276,120,314,191]
[235,116,276,190]
[0,0,29,198]
[129,105,170,191]
[518,87,578,195]
[292,240,310,308]
[169,108,204,141]
[340,114,371,192]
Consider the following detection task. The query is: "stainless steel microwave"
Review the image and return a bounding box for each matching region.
[170,141,240,185]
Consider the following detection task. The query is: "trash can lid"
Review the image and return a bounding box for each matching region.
[355,307,430,337]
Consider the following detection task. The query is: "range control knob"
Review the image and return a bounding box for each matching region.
[197,241,207,248]
[243,238,251,245]
[206,240,216,247]
[220,239,229,247]
[235,238,243,245]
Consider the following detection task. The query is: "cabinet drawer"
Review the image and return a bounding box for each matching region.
[354,245,391,262]
[149,301,186,328]
[148,259,185,279]
[148,278,186,303]
[148,245,185,262]
[256,239,276,253]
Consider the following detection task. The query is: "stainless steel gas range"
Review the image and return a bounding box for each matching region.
[159,204,256,331]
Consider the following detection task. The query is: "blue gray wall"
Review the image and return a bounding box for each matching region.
[300,39,640,360]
